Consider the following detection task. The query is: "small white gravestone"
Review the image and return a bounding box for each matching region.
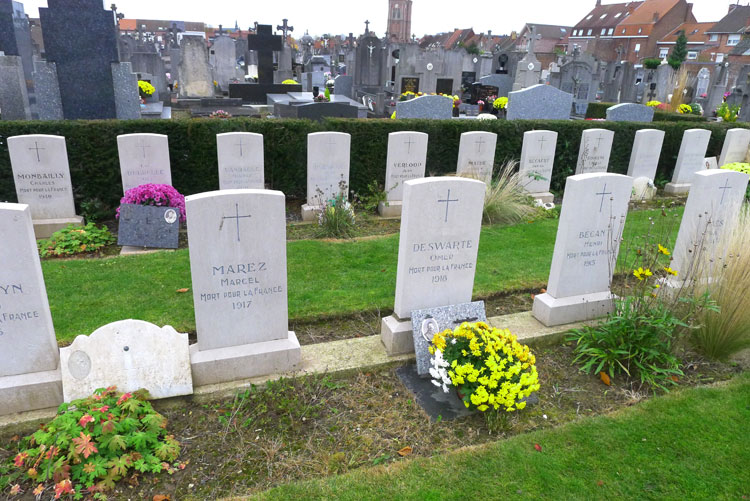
[301,132,351,221]
[59,320,192,402]
[117,133,172,193]
[575,129,614,175]
[718,128,750,167]
[519,130,558,203]
[8,135,84,238]
[217,132,264,190]
[186,189,300,386]
[626,129,664,182]
[704,157,718,170]
[533,173,633,326]
[381,177,486,356]
[379,131,428,217]
[456,131,498,185]
[0,203,62,415]
[670,170,749,282]
[664,129,712,195]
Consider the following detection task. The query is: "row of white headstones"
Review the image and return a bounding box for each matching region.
[8,128,750,235]
[2,131,749,416]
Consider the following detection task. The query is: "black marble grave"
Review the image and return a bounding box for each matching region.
[274,101,358,121]
[118,204,180,249]
[39,0,119,119]
[229,83,301,103]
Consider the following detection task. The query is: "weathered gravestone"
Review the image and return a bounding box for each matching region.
[210,35,242,90]
[533,173,633,326]
[177,35,214,98]
[575,129,614,175]
[379,131,428,217]
[0,54,31,120]
[32,60,64,121]
[606,103,654,122]
[117,133,172,193]
[111,61,141,120]
[456,132,498,185]
[664,129,712,195]
[670,170,749,283]
[506,84,572,121]
[411,301,487,376]
[8,135,84,238]
[334,74,353,99]
[479,74,513,98]
[396,95,453,119]
[117,204,180,249]
[626,129,664,181]
[381,177,486,356]
[60,320,192,402]
[0,203,62,415]
[186,190,300,386]
[39,0,119,119]
[301,132,351,221]
[217,132,264,190]
[718,128,750,166]
[519,130,558,203]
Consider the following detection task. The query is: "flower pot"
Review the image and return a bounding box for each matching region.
[452,107,460,117]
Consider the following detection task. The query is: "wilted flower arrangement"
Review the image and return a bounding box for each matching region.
[117,184,186,222]
[429,322,540,413]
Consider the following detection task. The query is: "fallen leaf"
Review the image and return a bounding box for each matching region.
[176,288,189,293]
[534,443,542,452]
[670,375,679,382]
[10,435,19,442]
[397,446,413,457]
[597,480,604,487]
[600,372,611,386]
[153,495,171,501]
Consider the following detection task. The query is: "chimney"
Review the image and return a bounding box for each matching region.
[488,30,492,37]
[596,0,601,6]
[652,12,659,22]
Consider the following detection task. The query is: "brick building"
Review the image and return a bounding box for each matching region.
[387,0,412,43]
[705,4,750,63]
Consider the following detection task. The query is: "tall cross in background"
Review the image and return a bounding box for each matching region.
[277,19,294,39]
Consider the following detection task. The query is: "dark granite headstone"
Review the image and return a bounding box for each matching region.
[39,0,119,119]
[247,24,281,85]
[401,77,419,93]
[436,78,453,95]
[411,301,487,376]
[478,85,499,103]
[274,101,358,121]
[396,364,474,422]
[117,204,179,249]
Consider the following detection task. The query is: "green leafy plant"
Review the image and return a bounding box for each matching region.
[315,179,356,239]
[353,179,388,213]
[643,58,662,70]
[5,387,181,498]
[716,102,740,122]
[37,223,115,258]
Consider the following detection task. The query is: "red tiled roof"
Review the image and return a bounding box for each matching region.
[658,22,715,43]
[618,0,679,25]
[573,2,642,30]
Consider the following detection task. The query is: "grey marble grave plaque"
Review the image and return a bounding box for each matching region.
[117,204,179,249]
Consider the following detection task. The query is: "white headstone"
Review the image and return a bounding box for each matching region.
[385,131,428,201]
[704,157,718,170]
[60,320,193,402]
[456,131,498,185]
[302,132,351,221]
[186,189,300,386]
[519,130,558,201]
[664,129,712,194]
[718,128,750,166]
[671,170,749,282]
[626,129,665,181]
[533,173,633,326]
[0,203,62,415]
[7,135,84,237]
[217,132,264,190]
[381,177,486,355]
[117,133,172,193]
[575,129,614,175]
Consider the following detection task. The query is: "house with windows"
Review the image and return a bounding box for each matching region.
[705,4,750,64]
[514,23,571,68]
[568,1,642,61]
[655,22,717,62]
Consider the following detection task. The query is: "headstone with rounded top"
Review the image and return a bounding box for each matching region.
[718,128,750,167]
[456,131,498,186]
[217,132,265,190]
[379,131,428,217]
[301,132,351,221]
[575,129,614,175]
[519,130,558,203]
[664,129,712,194]
[117,133,172,193]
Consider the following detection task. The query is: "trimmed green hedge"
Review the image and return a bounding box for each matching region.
[585,102,707,122]
[0,118,744,220]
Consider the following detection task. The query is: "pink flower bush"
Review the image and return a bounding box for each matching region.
[116,184,186,222]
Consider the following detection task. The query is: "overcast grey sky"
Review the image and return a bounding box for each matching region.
[19,0,734,37]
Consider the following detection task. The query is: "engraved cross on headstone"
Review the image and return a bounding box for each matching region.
[475,137,486,154]
[594,133,605,150]
[235,138,248,157]
[28,141,45,162]
[438,189,460,223]
[538,135,547,150]
[326,136,337,147]
[136,140,150,159]
[718,178,732,205]
[404,136,415,154]
[595,183,613,213]
[222,203,252,242]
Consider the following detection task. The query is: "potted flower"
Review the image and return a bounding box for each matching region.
[137,80,155,102]
[477,99,485,113]
[493,96,508,118]
[116,184,186,222]
[429,322,540,419]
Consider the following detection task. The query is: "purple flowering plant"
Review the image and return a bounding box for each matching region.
[116,184,186,222]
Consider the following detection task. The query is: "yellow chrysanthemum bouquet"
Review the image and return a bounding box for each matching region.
[137,80,155,97]
[429,322,540,413]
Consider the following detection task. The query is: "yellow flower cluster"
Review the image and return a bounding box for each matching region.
[646,100,661,108]
[677,104,692,114]
[431,323,540,412]
[137,80,155,96]
[493,97,508,109]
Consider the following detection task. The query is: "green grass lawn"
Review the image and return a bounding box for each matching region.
[250,373,750,500]
[43,208,681,342]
